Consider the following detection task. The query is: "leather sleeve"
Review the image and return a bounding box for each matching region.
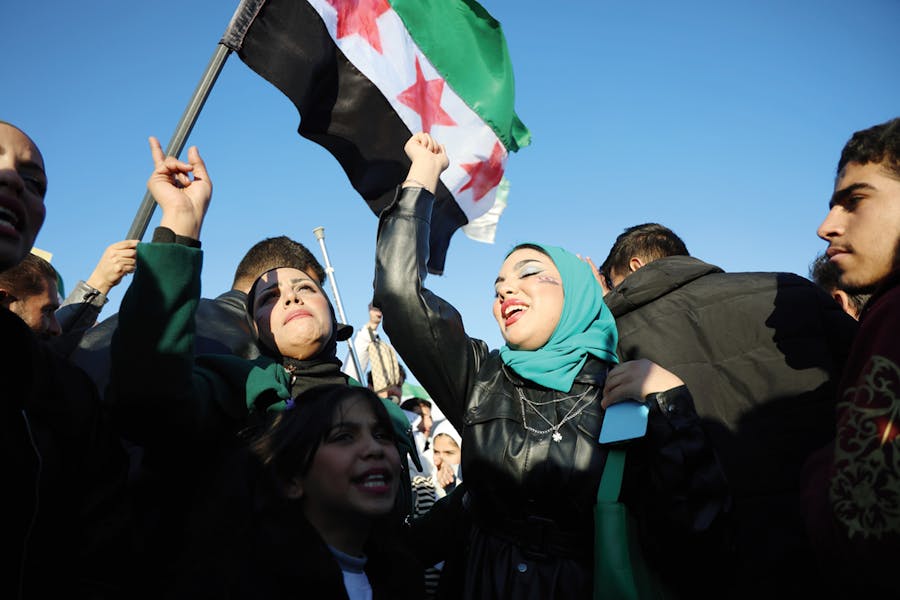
[373,186,488,430]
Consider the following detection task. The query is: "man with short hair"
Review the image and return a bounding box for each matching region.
[401,397,433,438]
[809,252,870,320]
[803,117,900,594]
[0,252,61,338]
[400,396,434,456]
[600,222,689,288]
[599,222,857,597]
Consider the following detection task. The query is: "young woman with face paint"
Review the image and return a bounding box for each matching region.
[373,134,731,598]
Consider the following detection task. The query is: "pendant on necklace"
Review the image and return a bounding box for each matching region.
[552,431,563,442]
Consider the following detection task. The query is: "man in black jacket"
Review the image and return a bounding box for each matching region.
[598,223,858,598]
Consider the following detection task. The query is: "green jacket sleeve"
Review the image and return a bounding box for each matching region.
[108,243,287,447]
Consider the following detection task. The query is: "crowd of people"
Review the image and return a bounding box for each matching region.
[2,115,899,599]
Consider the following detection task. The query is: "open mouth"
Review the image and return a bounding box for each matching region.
[353,469,393,493]
[501,299,527,326]
[0,204,22,234]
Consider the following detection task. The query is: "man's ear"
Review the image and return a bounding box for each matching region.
[832,290,859,320]
[628,256,646,274]
[284,477,304,500]
[0,289,16,309]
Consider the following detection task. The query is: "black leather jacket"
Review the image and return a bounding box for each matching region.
[374,187,731,598]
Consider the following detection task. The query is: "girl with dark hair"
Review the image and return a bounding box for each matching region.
[237,384,421,600]
[373,134,730,598]
[108,137,419,598]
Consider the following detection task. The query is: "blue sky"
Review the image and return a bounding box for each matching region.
[4,0,899,381]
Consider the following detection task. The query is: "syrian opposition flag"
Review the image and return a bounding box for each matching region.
[221,0,530,274]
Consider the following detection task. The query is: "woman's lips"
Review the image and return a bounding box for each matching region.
[284,309,311,324]
[501,299,527,327]
[353,468,393,494]
[505,309,525,328]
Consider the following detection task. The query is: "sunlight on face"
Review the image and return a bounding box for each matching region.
[492,248,564,350]
[252,267,333,359]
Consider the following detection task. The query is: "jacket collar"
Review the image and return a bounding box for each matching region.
[603,256,723,317]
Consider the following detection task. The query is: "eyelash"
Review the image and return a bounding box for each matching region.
[260,284,316,303]
[327,429,390,443]
[494,269,542,297]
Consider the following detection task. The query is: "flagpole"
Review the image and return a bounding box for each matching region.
[125,43,232,240]
[312,226,365,381]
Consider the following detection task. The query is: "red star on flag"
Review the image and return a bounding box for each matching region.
[397,57,457,133]
[327,0,391,54]
[459,142,505,202]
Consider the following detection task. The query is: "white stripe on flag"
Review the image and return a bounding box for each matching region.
[307,0,508,221]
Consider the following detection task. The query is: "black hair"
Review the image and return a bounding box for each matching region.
[838,117,900,180]
[601,223,689,282]
[233,236,326,291]
[0,253,59,298]
[400,397,431,412]
[251,384,396,494]
[508,242,550,258]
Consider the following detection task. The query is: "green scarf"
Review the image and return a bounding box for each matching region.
[498,243,618,392]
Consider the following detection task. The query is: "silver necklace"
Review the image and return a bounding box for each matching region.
[520,388,596,407]
[516,386,598,443]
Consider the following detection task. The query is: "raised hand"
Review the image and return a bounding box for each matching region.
[436,461,457,490]
[402,132,449,194]
[578,254,611,295]
[86,239,138,294]
[147,136,212,239]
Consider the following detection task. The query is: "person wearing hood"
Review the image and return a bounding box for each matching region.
[429,419,462,499]
[107,137,418,599]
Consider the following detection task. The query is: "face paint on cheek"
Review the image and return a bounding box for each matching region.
[537,275,561,285]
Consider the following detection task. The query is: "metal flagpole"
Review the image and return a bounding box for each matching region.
[312,226,365,380]
[127,0,269,239]
[126,0,265,239]
[125,43,233,240]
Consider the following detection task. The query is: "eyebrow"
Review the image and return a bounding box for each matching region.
[830,182,876,208]
[494,259,543,285]
[327,421,358,432]
[257,276,314,295]
[326,418,382,434]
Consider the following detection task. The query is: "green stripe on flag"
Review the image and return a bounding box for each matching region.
[390,0,531,152]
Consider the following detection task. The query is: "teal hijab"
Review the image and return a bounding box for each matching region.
[498,243,619,392]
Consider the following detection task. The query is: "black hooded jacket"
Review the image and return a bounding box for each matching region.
[603,255,858,597]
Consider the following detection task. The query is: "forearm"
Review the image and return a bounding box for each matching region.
[373,186,482,427]
[108,232,203,441]
[56,280,108,332]
[640,386,731,531]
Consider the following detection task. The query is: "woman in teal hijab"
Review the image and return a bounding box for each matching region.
[374,133,729,599]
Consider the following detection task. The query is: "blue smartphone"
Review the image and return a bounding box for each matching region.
[598,400,649,444]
